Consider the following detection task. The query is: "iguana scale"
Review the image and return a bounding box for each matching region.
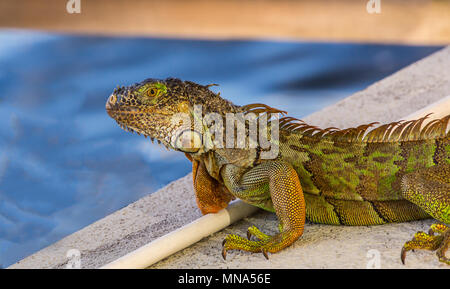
[106,78,450,265]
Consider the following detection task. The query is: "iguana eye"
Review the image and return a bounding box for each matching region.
[148,88,158,97]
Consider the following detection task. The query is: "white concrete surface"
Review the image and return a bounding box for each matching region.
[9,46,450,269]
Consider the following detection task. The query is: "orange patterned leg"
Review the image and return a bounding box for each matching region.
[221,161,306,259]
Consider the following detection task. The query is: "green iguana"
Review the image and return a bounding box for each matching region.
[106,78,450,265]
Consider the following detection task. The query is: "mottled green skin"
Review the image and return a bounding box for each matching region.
[230,131,449,226]
[278,132,449,225]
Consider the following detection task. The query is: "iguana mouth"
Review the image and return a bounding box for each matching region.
[106,89,145,134]
[105,88,176,149]
[105,92,140,114]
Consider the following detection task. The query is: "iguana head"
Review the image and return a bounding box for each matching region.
[106,77,237,153]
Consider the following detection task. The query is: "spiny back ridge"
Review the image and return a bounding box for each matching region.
[241,103,450,143]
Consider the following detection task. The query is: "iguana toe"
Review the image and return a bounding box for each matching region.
[401,223,450,265]
[222,232,269,260]
[246,225,271,241]
[222,226,301,260]
[428,223,448,235]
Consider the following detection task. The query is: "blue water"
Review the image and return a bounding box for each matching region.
[0,29,442,267]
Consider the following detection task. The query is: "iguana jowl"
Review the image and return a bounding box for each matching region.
[106,78,450,265]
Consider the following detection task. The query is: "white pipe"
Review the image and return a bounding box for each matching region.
[100,95,450,269]
[100,200,259,269]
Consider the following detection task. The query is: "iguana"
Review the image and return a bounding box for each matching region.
[106,77,450,265]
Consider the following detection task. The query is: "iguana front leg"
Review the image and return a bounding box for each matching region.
[220,161,306,259]
[401,164,450,265]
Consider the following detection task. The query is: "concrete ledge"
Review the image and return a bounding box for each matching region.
[10,46,450,269]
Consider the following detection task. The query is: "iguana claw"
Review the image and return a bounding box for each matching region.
[221,245,227,260]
